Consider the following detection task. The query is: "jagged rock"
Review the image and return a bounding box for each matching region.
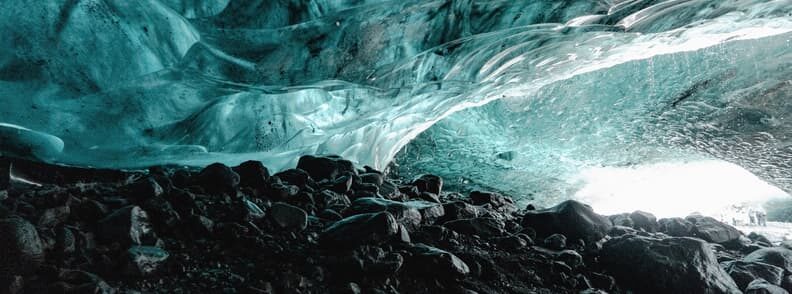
[233,160,270,189]
[444,217,505,237]
[544,233,567,250]
[124,246,170,277]
[194,163,240,195]
[601,235,741,293]
[345,197,422,230]
[97,205,157,246]
[746,278,789,294]
[469,191,516,213]
[523,200,611,244]
[406,243,469,278]
[270,202,308,231]
[320,212,400,249]
[658,217,695,237]
[413,175,443,195]
[0,217,44,276]
[744,248,792,273]
[685,215,742,246]
[297,155,356,182]
[723,260,784,290]
[629,211,658,232]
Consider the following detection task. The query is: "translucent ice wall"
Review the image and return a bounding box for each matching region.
[0,0,791,202]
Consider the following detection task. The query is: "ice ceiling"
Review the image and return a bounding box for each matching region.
[0,0,791,206]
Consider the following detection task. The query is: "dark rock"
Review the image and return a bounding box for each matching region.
[589,272,615,291]
[270,202,308,231]
[749,232,774,245]
[320,212,400,249]
[782,275,792,292]
[629,210,658,232]
[345,197,422,230]
[360,173,384,186]
[441,201,480,223]
[544,233,567,250]
[609,213,634,227]
[297,155,356,182]
[557,250,583,268]
[607,225,638,237]
[268,182,300,200]
[723,260,784,290]
[273,168,315,188]
[37,205,70,228]
[233,160,270,189]
[195,163,240,195]
[403,200,445,225]
[417,192,440,203]
[141,197,181,229]
[444,217,505,237]
[187,214,214,238]
[97,205,156,246]
[746,278,788,294]
[58,269,113,294]
[124,246,170,277]
[242,198,266,219]
[743,248,792,273]
[316,190,351,212]
[495,235,528,251]
[469,191,516,213]
[658,217,695,237]
[406,243,469,278]
[522,200,611,244]
[126,177,164,202]
[600,235,741,293]
[0,217,44,276]
[318,209,343,221]
[330,175,353,194]
[413,174,443,195]
[55,226,76,255]
[685,215,742,246]
[70,199,108,222]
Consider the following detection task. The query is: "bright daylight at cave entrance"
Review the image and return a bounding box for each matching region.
[0,0,791,293]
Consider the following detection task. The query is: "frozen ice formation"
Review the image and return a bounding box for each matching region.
[0,0,791,202]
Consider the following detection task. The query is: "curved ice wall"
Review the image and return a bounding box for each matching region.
[0,0,791,203]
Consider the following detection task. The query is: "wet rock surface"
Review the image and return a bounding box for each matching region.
[0,155,779,293]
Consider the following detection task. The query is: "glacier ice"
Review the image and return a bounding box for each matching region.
[0,0,791,205]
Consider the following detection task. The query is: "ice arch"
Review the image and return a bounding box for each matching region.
[0,0,790,204]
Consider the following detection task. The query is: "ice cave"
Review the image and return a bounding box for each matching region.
[1,0,792,293]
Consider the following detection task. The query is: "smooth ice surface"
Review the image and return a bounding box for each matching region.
[0,0,791,205]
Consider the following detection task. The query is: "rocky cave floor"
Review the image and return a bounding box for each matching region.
[1,155,792,294]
